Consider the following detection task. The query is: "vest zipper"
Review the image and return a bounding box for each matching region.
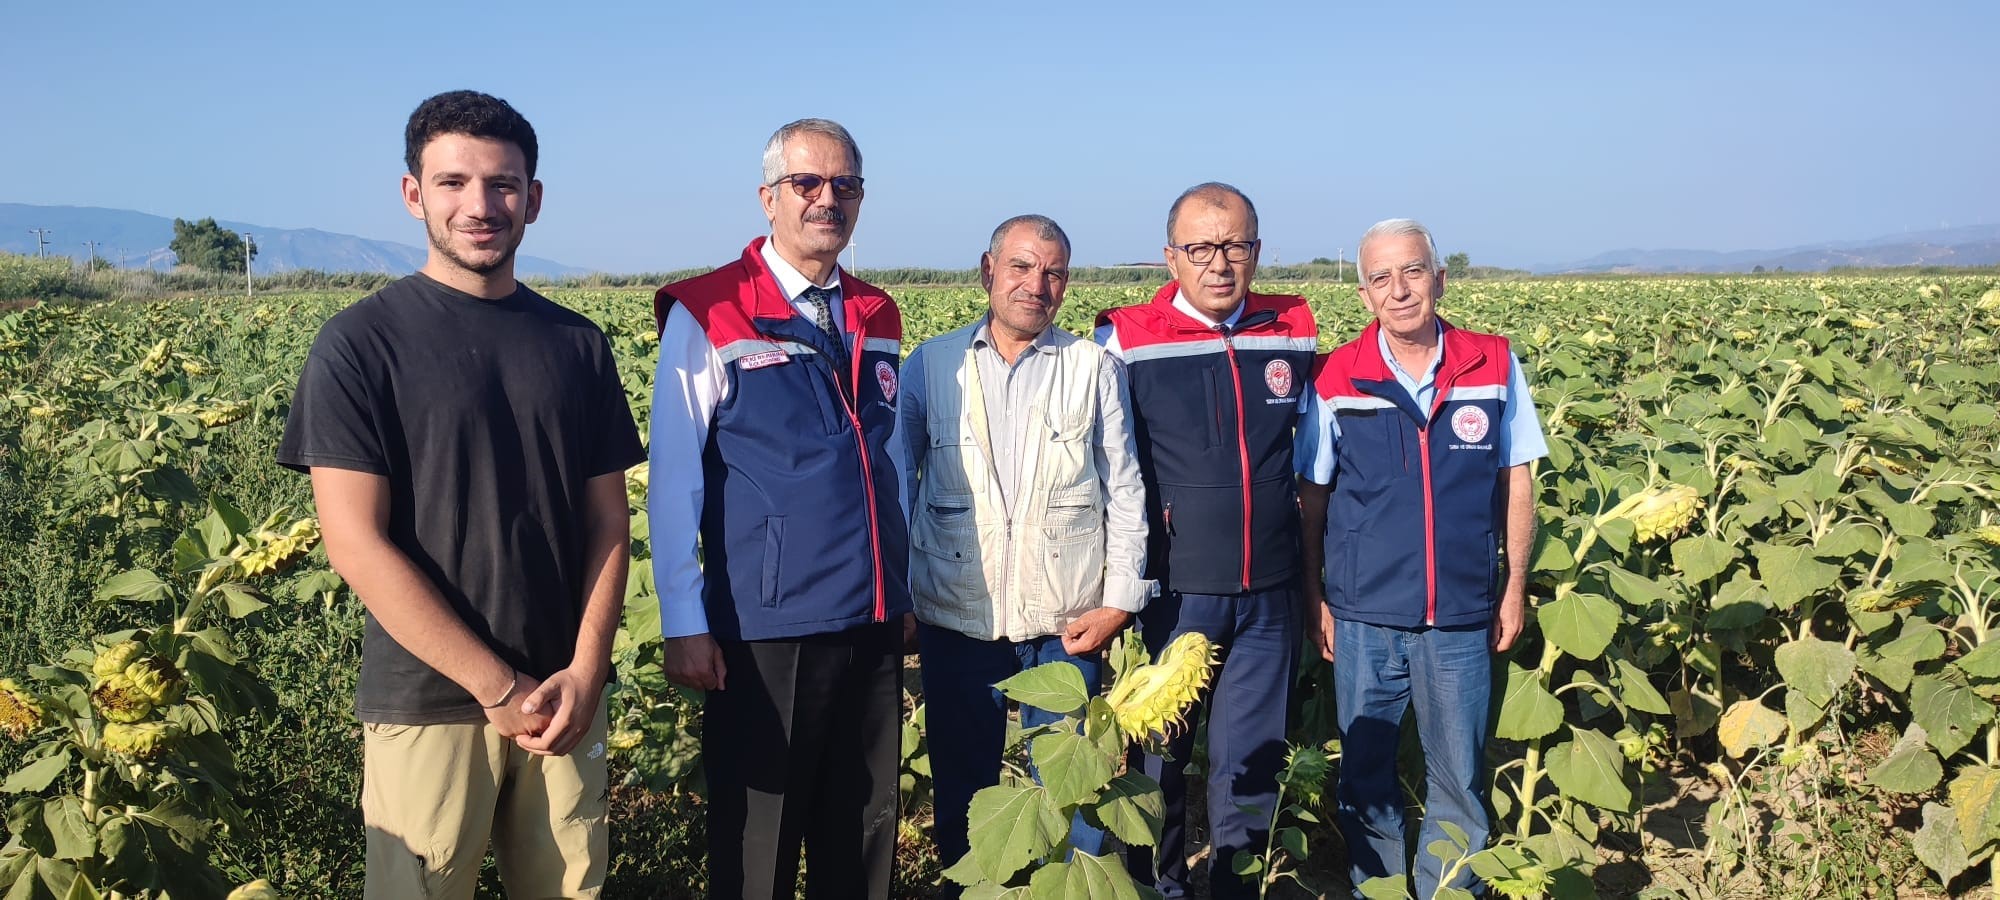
[1221,332,1253,593]
[1418,428,1437,625]
[834,330,886,623]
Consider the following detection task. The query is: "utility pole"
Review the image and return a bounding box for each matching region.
[83,240,101,274]
[243,233,255,298]
[1337,247,1344,283]
[28,228,53,257]
[847,236,857,275]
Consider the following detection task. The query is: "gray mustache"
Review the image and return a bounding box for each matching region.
[806,209,846,226]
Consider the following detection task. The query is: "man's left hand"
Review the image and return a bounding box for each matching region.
[514,667,603,756]
[1491,586,1527,652]
[902,612,920,655]
[1062,608,1133,656]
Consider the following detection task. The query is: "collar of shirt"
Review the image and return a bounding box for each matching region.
[1376,319,1446,414]
[1170,288,1246,330]
[760,237,845,324]
[971,316,1060,360]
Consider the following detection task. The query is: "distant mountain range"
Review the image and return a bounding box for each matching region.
[0,203,585,278]
[6,202,1997,277]
[1533,225,2000,274]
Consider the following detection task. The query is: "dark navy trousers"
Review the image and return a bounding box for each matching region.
[1125,587,1299,900]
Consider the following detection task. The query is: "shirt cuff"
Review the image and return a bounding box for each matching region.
[660,600,711,639]
[1102,576,1159,615]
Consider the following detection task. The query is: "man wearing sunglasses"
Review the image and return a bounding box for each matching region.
[648,118,910,899]
[1094,183,1319,900]
[899,215,1152,887]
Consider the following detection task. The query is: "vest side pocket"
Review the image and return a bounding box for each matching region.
[759,516,786,608]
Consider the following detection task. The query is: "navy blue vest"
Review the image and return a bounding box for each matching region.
[1313,320,1513,628]
[1098,287,1319,595]
[656,239,911,641]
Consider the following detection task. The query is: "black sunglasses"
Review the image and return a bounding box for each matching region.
[770,173,865,201]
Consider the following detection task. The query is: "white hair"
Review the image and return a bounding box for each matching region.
[761,118,863,185]
[1359,218,1441,272]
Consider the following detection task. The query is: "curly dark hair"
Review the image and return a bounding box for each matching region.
[403,90,539,180]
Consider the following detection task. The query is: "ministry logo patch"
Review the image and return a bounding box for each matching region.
[875,360,899,403]
[1451,406,1490,443]
[1264,359,1295,397]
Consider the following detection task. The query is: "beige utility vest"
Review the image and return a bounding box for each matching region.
[909,323,1110,642]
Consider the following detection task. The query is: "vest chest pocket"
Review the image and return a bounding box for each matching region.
[923,423,981,496]
[1034,407,1094,490]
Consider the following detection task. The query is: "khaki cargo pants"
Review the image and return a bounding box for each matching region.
[361,702,609,899]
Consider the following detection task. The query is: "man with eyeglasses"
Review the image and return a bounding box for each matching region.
[1093,182,1319,900]
[901,215,1152,888]
[648,117,911,899]
[1297,219,1547,897]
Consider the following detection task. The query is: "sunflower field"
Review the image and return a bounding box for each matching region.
[2,273,1998,898]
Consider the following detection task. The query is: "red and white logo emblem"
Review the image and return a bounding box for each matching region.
[1263,359,1294,397]
[875,360,899,403]
[1451,406,1490,443]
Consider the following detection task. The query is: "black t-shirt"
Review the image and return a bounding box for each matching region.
[277,273,646,723]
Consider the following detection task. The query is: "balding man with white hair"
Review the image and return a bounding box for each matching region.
[1298,218,1549,897]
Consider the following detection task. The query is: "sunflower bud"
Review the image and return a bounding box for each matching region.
[1597,484,1703,543]
[1107,632,1216,742]
[93,640,148,681]
[1278,743,1334,805]
[1977,288,2000,312]
[1488,864,1552,899]
[102,720,179,759]
[0,678,45,740]
[227,879,280,900]
[1839,397,1867,415]
[1972,525,2000,547]
[180,360,210,378]
[91,673,155,723]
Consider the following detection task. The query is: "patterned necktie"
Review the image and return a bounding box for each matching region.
[800,285,850,373]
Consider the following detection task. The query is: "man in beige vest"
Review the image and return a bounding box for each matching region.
[900,214,1152,884]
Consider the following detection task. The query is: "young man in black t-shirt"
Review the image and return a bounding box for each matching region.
[278,91,643,900]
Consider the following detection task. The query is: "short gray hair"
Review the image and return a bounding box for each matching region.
[1359,218,1441,272]
[987,214,1072,262]
[761,118,863,185]
[1166,182,1259,243]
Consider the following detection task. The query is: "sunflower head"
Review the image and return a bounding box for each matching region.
[102,720,180,760]
[92,640,149,681]
[1597,483,1703,543]
[91,673,155,724]
[1107,632,1217,742]
[0,678,45,740]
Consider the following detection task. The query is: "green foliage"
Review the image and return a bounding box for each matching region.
[5,272,2000,895]
[168,218,256,274]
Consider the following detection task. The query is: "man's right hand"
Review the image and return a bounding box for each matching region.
[663,633,728,691]
[1305,591,1335,662]
[484,672,554,739]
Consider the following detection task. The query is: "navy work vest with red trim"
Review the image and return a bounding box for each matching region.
[654,237,911,641]
[1312,319,1512,628]
[1096,285,1318,595]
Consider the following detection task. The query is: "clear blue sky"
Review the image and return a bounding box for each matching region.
[5,1,1996,272]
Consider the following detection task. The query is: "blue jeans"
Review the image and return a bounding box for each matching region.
[1126,588,1299,900]
[1333,619,1493,898]
[918,623,1106,881]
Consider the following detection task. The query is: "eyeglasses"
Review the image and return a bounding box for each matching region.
[1169,240,1257,265]
[769,173,865,201]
